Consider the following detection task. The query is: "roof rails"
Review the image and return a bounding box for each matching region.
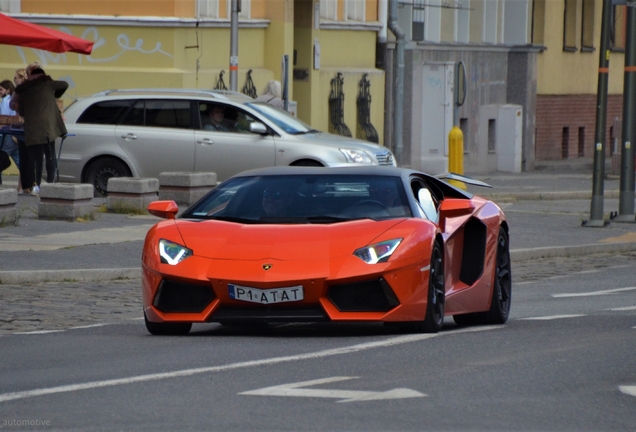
[91,88,253,101]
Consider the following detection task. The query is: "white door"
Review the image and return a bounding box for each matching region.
[420,63,453,175]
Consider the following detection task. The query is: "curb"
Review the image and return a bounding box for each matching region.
[480,190,620,201]
[510,241,636,261]
[0,268,141,285]
[1,242,636,284]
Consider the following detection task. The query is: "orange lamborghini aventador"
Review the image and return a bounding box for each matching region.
[142,166,511,335]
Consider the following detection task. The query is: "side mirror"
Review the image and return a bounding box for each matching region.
[249,122,268,135]
[148,200,179,219]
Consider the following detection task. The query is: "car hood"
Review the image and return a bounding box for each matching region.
[285,131,388,153]
[173,218,405,261]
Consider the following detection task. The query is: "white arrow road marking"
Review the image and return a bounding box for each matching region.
[239,376,426,403]
[619,386,636,397]
[0,325,501,403]
[552,287,636,298]
[519,314,586,321]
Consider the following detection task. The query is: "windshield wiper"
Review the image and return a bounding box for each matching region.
[292,129,321,135]
[258,215,349,224]
[209,216,265,224]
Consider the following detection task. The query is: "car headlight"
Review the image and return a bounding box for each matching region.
[159,239,193,265]
[354,239,402,264]
[340,148,374,164]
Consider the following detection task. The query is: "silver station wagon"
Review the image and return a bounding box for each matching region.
[58,89,396,196]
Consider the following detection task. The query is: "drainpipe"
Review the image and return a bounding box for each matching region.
[388,0,405,166]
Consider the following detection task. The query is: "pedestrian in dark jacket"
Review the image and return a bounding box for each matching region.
[14,65,68,194]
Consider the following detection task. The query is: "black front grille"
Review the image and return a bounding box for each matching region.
[210,306,328,323]
[153,279,215,313]
[328,278,400,312]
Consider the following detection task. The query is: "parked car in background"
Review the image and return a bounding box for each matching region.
[58,89,396,196]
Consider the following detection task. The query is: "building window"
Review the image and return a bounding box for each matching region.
[460,118,469,151]
[581,0,594,50]
[563,0,577,51]
[488,119,496,153]
[578,127,585,157]
[562,127,570,159]
[413,0,425,41]
[198,0,250,19]
[532,0,545,45]
[611,5,626,50]
[321,0,338,20]
[483,0,498,44]
[346,0,365,21]
[456,0,470,43]
[198,0,221,18]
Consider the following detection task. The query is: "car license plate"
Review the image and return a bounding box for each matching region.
[228,284,304,304]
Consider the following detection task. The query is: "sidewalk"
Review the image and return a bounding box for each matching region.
[0,169,635,284]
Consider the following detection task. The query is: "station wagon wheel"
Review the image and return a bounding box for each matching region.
[144,312,192,336]
[418,240,445,333]
[291,160,323,167]
[485,227,512,324]
[85,157,132,197]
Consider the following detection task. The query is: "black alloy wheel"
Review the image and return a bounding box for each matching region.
[485,227,512,324]
[416,240,445,333]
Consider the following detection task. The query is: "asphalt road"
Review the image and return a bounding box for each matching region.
[0,254,634,431]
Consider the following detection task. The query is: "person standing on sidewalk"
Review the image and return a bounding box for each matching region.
[0,80,20,188]
[13,65,68,195]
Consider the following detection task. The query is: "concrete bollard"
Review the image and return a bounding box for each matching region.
[0,188,18,226]
[107,177,159,213]
[38,183,94,220]
[158,172,217,206]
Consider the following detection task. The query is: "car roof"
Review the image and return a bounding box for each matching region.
[230,166,474,199]
[89,88,253,103]
[232,165,423,178]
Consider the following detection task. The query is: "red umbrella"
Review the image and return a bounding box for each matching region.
[0,13,93,54]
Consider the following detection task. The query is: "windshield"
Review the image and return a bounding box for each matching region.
[246,103,316,134]
[182,174,412,223]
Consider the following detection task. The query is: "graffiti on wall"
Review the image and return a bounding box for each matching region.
[14,26,173,66]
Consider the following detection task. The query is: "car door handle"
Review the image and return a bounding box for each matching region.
[197,138,214,145]
[121,134,137,140]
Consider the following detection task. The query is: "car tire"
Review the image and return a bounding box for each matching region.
[144,312,192,336]
[453,226,512,326]
[85,157,132,197]
[411,240,445,333]
[484,227,512,324]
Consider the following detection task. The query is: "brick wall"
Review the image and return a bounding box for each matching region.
[535,94,623,161]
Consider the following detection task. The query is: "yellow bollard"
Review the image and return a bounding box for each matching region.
[447,125,466,190]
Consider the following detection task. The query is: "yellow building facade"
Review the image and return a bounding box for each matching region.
[0,0,386,175]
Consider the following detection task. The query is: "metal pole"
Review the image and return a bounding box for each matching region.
[282,54,289,111]
[615,3,636,222]
[584,0,612,227]
[229,0,239,91]
[388,0,404,166]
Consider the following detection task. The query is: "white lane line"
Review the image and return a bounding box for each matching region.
[12,330,65,335]
[0,325,502,403]
[552,287,636,298]
[619,386,636,397]
[608,306,636,311]
[519,314,586,321]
